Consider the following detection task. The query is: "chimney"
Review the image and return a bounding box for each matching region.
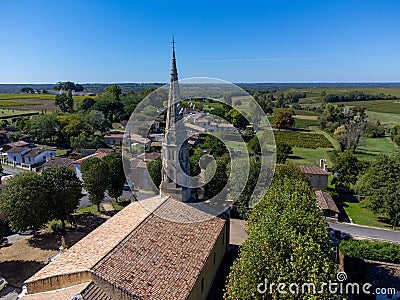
[323,164,328,171]
[320,159,326,168]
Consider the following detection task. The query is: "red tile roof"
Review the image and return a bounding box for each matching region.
[73,152,109,165]
[315,190,339,213]
[299,165,329,175]
[43,157,75,168]
[92,198,226,300]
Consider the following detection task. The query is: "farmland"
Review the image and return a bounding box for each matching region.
[273,130,333,149]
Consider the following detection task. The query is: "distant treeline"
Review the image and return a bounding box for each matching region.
[2,82,400,94]
[322,91,397,103]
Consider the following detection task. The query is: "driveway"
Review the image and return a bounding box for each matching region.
[328,222,400,243]
[78,190,156,208]
[1,166,23,176]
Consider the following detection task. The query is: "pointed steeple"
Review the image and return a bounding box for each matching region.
[170,37,178,82]
[160,38,192,202]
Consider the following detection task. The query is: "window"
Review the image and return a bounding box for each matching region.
[201,277,204,292]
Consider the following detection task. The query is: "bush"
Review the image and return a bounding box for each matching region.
[50,220,65,233]
[340,239,400,264]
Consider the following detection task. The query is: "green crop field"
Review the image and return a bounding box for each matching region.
[334,100,400,114]
[0,100,41,107]
[273,130,333,148]
[365,110,400,127]
[0,93,87,101]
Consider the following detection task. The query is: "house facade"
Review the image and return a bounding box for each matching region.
[299,165,329,190]
[6,147,56,166]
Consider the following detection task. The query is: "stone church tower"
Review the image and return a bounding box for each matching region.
[160,39,192,202]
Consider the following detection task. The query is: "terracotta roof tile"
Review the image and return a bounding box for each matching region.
[299,165,329,175]
[25,197,164,285]
[315,190,339,213]
[43,157,75,168]
[92,198,226,300]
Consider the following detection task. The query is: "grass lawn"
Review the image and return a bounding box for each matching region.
[365,110,400,128]
[73,204,104,215]
[287,147,334,166]
[273,130,333,148]
[355,137,398,161]
[341,201,395,230]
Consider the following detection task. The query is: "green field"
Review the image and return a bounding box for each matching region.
[0,100,41,107]
[355,137,398,161]
[335,100,400,114]
[287,147,334,166]
[341,201,392,229]
[366,110,400,127]
[273,130,333,148]
[0,93,87,101]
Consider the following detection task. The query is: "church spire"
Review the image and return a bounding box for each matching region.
[160,38,192,202]
[170,36,178,82]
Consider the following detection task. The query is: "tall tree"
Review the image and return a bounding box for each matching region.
[85,110,111,133]
[355,154,400,229]
[42,167,82,230]
[29,113,57,142]
[55,92,74,113]
[103,153,126,201]
[147,158,162,189]
[276,143,293,163]
[0,172,50,235]
[81,157,109,211]
[224,177,335,299]
[271,108,295,130]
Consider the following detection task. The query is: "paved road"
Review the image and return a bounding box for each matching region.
[328,222,400,243]
[0,286,20,300]
[1,166,23,176]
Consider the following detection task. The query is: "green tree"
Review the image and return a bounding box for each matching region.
[224,178,335,299]
[104,84,122,101]
[55,91,73,113]
[56,114,91,142]
[29,113,57,142]
[271,108,295,130]
[85,110,111,133]
[332,151,367,187]
[79,97,95,112]
[355,154,400,229]
[70,132,104,151]
[201,135,228,157]
[276,143,293,163]
[148,158,162,189]
[205,157,228,198]
[103,153,126,201]
[225,108,248,128]
[42,167,82,230]
[247,135,261,156]
[81,157,109,211]
[0,172,50,235]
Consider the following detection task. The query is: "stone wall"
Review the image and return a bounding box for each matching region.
[26,271,92,294]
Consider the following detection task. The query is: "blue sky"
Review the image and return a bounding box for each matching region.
[1,0,399,83]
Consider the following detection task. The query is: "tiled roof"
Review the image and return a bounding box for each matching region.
[103,133,124,139]
[299,165,329,175]
[137,152,161,162]
[23,148,52,158]
[185,123,206,132]
[315,190,340,213]
[81,282,112,300]
[73,152,109,165]
[25,197,164,285]
[7,140,29,147]
[218,123,234,128]
[43,157,75,168]
[92,198,226,300]
[6,146,29,153]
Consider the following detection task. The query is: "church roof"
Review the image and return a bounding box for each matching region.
[92,198,226,300]
[24,197,227,300]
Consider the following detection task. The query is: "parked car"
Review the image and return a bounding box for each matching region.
[123,182,134,191]
[0,277,7,291]
[0,237,8,247]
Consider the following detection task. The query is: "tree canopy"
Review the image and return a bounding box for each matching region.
[224,177,335,299]
[81,157,109,211]
[355,154,400,229]
[103,153,126,201]
[42,167,82,230]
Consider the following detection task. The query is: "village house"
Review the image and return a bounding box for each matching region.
[299,164,330,190]
[73,151,109,181]
[5,146,56,169]
[42,157,75,170]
